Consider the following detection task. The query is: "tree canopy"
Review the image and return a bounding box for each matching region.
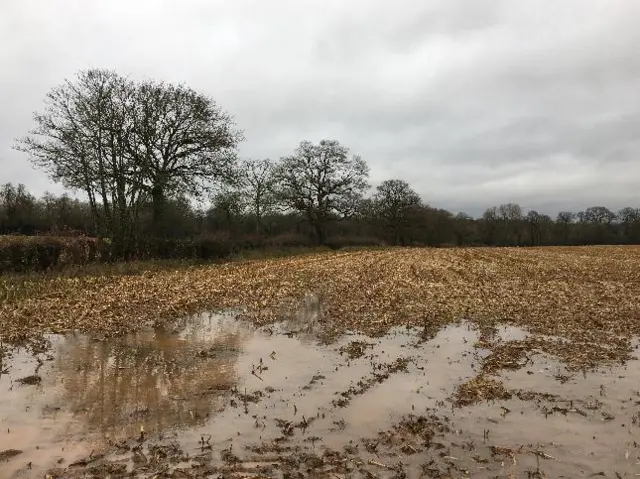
[238,158,278,234]
[274,139,369,243]
[16,69,242,255]
[370,179,422,244]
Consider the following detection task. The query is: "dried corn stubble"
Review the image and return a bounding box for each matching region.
[1,246,639,370]
[453,374,513,406]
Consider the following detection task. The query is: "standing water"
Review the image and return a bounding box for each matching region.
[0,312,639,477]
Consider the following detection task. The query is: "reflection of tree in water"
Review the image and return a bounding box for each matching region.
[56,313,247,439]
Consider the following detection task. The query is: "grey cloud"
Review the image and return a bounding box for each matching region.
[1,0,640,217]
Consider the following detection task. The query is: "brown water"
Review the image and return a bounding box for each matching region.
[1,312,639,478]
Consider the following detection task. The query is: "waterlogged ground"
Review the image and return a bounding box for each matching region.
[1,302,640,478]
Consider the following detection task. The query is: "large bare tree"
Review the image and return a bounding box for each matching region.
[16,69,242,255]
[274,140,369,244]
[370,179,422,245]
[16,69,141,254]
[131,79,242,235]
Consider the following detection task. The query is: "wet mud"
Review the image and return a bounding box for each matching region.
[1,309,639,478]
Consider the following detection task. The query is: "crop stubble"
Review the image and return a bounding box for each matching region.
[2,246,639,366]
[2,246,640,477]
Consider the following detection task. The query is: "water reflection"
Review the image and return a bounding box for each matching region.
[0,312,252,478]
[56,313,248,439]
[5,315,638,478]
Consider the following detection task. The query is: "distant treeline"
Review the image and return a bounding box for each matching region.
[1,181,638,254]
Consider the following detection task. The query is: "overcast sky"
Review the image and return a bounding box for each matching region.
[2,0,639,216]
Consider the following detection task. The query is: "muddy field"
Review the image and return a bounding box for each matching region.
[1,247,640,477]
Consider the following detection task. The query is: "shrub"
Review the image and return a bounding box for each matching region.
[433,242,457,248]
[323,236,386,250]
[135,238,197,260]
[264,233,314,248]
[0,231,386,273]
[0,235,104,273]
[193,234,235,260]
[232,234,267,251]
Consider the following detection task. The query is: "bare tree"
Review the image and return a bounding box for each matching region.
[619,207,640,243]
[453,212,475,245]
[481,206,499,244]
[15,69,142,254]
[274,140,369,244]
[498,203,522,221]
[371,179,422,245]
[618,207,639,224]
[580,206,617,244]
[583,206,616,224]
[556,211,575,224]
[16,69,242,255]
[239,158,277,234]
[498,203,523,245]
[131,79,243,235]
[555,211,574,244]
[210,188,246,234]
[526,210,551,246]
[0,183,39,233]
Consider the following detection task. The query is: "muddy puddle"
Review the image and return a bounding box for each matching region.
[1,311,640,478]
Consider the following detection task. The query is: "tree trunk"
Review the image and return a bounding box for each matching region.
[151,183,166,238]
[254,195,262,235]
[313,221,326,245]
[393,229,401,246]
